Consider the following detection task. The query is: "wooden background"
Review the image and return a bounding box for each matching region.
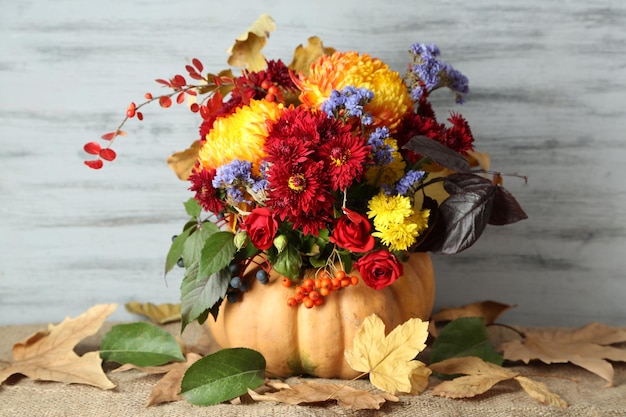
[1,0,625,327]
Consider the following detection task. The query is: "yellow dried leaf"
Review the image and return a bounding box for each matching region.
[226,13,276,71]
[125,301,181,324]
[289,36,335,76]
[514,376,568,408]
[166,140,203,180]
[248,380,398,410]
[0,304,117,389]
[431,374,509,398]
[500,322,626,386]
[344,314,430,395]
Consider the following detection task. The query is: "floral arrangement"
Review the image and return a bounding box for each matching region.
[83,15,526,328]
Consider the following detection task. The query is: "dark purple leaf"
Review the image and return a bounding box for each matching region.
[417,186,496,254]
[488,186,528,225]
[402,136,470,173]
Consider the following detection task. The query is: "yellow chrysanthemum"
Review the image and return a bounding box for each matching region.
[198,99,283,172]
[365,138,406,186]
[295,51,412,131]
[367,193,413,229]
[372,221,419,252]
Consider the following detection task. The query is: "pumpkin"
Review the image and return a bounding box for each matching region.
[206,252,435,379]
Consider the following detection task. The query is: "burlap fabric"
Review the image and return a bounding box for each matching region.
[1,322,625,417]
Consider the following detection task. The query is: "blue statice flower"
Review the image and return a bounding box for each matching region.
[367,127,393,165]
[409,42,469,103]
[226,187,246,204]
[213,159,267,204]
[394,170,426,196]
[213,159,253,188]
[320,86,374,121]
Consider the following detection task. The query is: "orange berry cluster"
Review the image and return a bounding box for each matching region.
[283,270,359,309]
[260,80,280,102]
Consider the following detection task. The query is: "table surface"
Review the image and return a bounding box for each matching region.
[0,0,625,327]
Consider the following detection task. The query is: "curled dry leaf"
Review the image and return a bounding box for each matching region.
[430,356,567,408]
[289,36,336,76]
[226,13,276,71]
[500,322,626,386]
[344,314,431,395]
[146,353,202,407]
[248,380,399,410]
[124,301,181,324]
[429,300,515,337]
[0,304,117,389]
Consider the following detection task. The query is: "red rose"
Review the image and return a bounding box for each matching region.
[329,208,375,253]
[243,207,278,250]
[355,250,404,290]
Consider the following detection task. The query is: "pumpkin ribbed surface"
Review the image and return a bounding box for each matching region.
[206,252,435,378]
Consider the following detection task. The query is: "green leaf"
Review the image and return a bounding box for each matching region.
[165,226,194,275]
[271,243,302,279]
[182,222,220,268]
[180,267,230,330]
[180,348,266,406]
[198,231,237,278]
[430,317,503,369]
[184,197,202,217]
[99,322,185,366]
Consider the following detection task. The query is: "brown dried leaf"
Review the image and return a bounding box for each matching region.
[248,380,399,410]
[146,353,202,407]
[429,300,515,337]
[514,376,568,408]
[289,36,335,76]
[226,13,276,71]
[166,140,202,180]
[125,301,181,324]
[500,322,626,386]
[0,304,117,389]
[430,356,566,407]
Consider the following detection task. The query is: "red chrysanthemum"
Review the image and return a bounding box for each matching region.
[395,111,445,164]
[443,112,474,154]
[266,160,334,235]
[188,167,224,214]
[318,132,370,191]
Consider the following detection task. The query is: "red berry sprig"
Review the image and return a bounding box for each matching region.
[82,57,235,170]
[285,271,359,309]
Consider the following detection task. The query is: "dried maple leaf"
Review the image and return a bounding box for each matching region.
[0,304,117,389]
[248,380,398,410]
[125,301,181,324]
[500,322,626,386]
[430,356,567,408]
[289,36,335,76]
[226,13,276,71]
[344,314,431,395]
[166,140,203,180]
[429,300,515,337]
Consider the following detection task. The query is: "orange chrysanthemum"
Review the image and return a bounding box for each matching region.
[198,99,284,172]
[295,51,412,131]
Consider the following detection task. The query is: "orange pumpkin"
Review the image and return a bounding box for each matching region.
[206,252,435,379]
